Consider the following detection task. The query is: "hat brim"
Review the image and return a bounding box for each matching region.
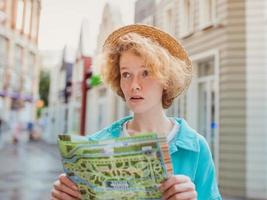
[103,24,192,66]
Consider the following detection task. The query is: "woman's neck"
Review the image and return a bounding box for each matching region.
[127,110,173,137]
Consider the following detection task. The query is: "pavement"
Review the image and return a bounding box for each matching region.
[0,139,62,200]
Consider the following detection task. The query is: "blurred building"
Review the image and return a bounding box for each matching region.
[69,18,92,135]
[0,0,41,127]
[42,18,94,142]
[39,50,62,143]
[86,2,129,134]
[43,1,129,139]
[41,3,132,140]
[135,0,267,199]
[41,46,75,143]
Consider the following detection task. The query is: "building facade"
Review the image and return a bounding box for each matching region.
[134,0,267,199]
[0,0,41,129]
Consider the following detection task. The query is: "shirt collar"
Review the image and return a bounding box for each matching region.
[169,118,199,154]
[109,115,133,137]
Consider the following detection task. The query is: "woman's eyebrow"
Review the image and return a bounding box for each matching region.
[120,66,129,70]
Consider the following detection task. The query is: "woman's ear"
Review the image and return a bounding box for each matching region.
[163,82,168,91]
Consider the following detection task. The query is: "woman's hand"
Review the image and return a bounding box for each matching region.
[51,173,82,200]
[160,175,197,200]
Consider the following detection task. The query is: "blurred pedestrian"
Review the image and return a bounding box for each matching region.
[27,121,34,141]
[12,122,22,144]
[0,118,2,135]
[0,118,2,147]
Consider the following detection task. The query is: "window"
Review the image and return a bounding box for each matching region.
[10,71,20,91]
[30,0,39,39]
[0,68,4,90]
[198,59,214,77]
[0,36,8,68]
[14,45,23,72]
[0,0,6,11]
[179,0,194,38]
[164,4,175,35]
[28,52,35,76]
[199,0,216,29]
[194,55,218,167]
[0,36,6,90]
[178,95,187,118]
[24,0,32,35]
[23,76,31,94]
[24,52,35,94]
[141,15,154,26]
[16,0,24,31]
[0,0,7,24]
[167,95,187,118]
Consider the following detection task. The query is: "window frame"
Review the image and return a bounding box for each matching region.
[199,0,217,30]
[179,0,195,38]
[0,0,7,24]
[163,1,176,35]
[141,15,154,26]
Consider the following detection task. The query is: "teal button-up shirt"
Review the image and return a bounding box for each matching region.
[87,116,222,200]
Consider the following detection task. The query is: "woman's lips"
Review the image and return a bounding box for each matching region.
[130,96,144,103]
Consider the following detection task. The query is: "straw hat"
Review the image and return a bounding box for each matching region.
[103,24,192,66]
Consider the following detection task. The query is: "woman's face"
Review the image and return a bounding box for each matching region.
[119,51,164,114]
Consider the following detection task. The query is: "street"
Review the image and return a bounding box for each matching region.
[0,140,62,200]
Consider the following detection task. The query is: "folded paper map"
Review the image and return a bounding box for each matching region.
[58,133,172,200]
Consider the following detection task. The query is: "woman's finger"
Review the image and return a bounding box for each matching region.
[58,174,79,191]
[162,182,195,200]
[58,174,79,190]
[53,180,81,199]
[160,175,190,193]
[167,190,197,200]
[51,188,79,200]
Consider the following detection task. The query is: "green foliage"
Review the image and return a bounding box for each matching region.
[39,70,50,107]
[37,107,42,118]
[88,74,102,87]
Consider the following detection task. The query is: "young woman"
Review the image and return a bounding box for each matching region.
[51,24,222,200]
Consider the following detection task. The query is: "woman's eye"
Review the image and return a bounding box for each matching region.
[122,72,130,78]
[142,70,149,77]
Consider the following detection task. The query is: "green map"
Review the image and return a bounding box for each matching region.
[58,133,169,200]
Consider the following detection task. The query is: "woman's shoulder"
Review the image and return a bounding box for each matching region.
[86,116,132,141]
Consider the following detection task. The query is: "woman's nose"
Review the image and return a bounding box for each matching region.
[131,77,141,92]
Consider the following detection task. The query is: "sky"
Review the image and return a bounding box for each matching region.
[38,0,136,54]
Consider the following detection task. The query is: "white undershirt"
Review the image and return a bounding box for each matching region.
[122,118,179,143]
